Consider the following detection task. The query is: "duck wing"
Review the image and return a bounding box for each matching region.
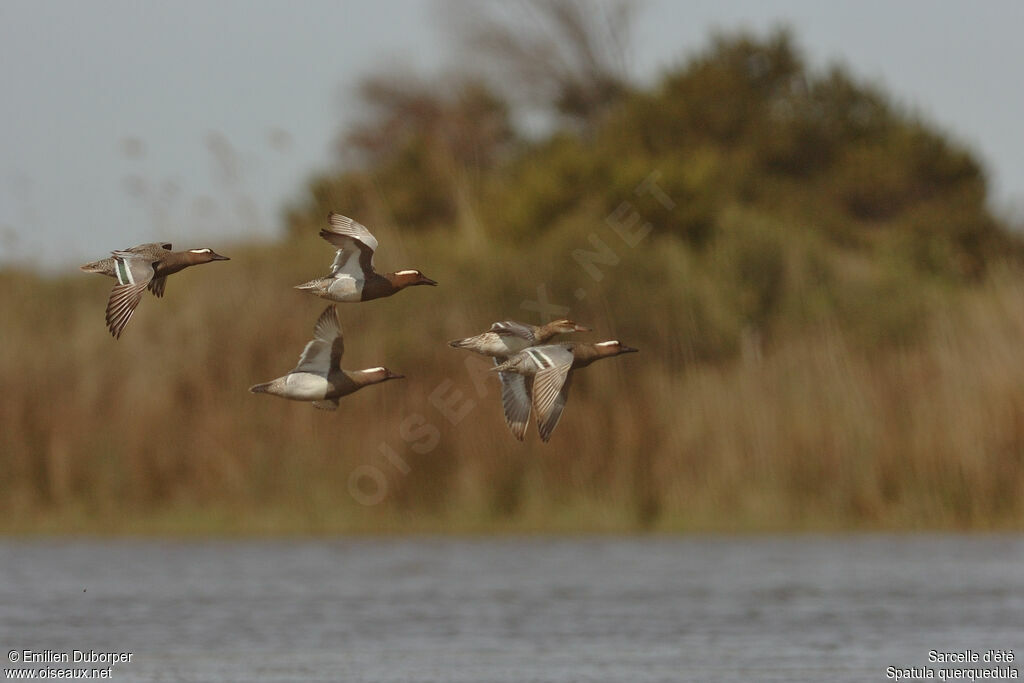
[496,357,532,441]
[321,213,379,278]
[124,243,173,258]
[526,346,575,442]
[148,276,167,298]
[488,321,537,343]
[293,305,344,375]
[104,250,158,338]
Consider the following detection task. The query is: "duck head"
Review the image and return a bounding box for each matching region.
[548,319,591,334]
[187,248,230,263]
[391,269,437,288]
[594,340,639,356]
[362,367,406,384]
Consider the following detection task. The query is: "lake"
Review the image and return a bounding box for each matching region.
[1,536,1021,682]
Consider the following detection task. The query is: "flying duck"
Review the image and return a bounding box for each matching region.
[294,213,437,302]
[80,243,229,338]
[448,319,590,358]
[249,305,404,410]
[449,319,591,440]
[491,341,638,442]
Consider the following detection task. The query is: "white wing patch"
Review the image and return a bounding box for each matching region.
[525,347,555,370]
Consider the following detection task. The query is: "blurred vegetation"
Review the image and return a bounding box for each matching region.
[3,24,1024,533]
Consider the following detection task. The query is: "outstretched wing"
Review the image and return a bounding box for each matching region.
[293,305,344,375]
[321,213,378,277]
[488,321,537,343]
[105,251,157,338]
[526,346,575,442]
[496,358,532,441]
[148,276,167,298]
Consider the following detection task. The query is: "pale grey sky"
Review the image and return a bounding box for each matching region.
[1,0,1022,270]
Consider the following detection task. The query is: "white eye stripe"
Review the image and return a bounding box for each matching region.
[189,248,212,254]
[394,270,418,276]
[596,341,619,348]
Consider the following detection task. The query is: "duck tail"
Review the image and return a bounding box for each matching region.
[294,278,328,292]
[79,257,112,275]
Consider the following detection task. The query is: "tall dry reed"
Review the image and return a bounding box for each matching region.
[1,234,1023,534]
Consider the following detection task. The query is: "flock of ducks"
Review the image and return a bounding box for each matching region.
[81,213,638,442]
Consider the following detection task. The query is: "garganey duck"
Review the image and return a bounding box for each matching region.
[449,319,591,440]
[295,213,437,302]
[448,319,590,357]
[80,243,229,338]
[491,341,638,442]
[249,305,404,410]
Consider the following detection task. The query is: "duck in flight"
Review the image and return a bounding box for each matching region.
[80,243,229,338]
[448,319,590,358]
[249,305,404,410]
[449,319,590,440]
[295,213,437,302]
[491,341,638,442]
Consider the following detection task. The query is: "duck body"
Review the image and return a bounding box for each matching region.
[250,305,403,410]
[80,243,229,338]
[295,213,436,302]
[492,341,638,442]
[448,319,591,439]
[448,319,590,358]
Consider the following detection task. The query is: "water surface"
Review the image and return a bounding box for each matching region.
[1,536,1021,682]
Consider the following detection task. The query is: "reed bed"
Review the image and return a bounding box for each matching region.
[2,226,1023,534]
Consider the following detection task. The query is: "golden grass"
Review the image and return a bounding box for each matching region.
[2,230,1024,535]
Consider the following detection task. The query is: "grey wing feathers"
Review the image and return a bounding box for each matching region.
[489,321,537,342]
[104,252,157,338]
[321,213,378,275]
[528,346,575,442]
[122,243,172,259]
[105,282,150,338]
[294,305,343,374]
[496,358,532,441]
[325,213,379,253]
[110,251,158,286]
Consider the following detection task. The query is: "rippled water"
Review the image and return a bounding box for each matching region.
[0,536,1021,682]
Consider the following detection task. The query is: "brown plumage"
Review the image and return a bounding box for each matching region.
[80,243,229,338]
[448,319,591,440]
[249,305,404,410]
[294,213,437,302]
[491,341,638,442]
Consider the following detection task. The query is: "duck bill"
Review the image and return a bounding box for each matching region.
[619,345,639,354]
[387,372,406,380]
[418,276,438,286]
[210,253,230,261]
[573,324,591,332]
